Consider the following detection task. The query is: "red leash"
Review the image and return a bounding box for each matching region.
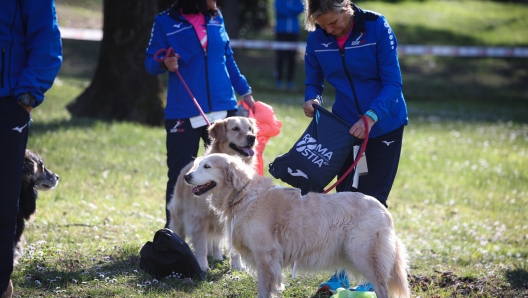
[154,47,211,126]
[323,115,369,194]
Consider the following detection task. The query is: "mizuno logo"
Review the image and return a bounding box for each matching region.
[12,123,27,133]
[321,42,333,48]
[382,140,395,146]
[288,167,308,179]
[173,23,182,28]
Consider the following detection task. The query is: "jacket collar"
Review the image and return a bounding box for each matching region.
[168,5,215,22]
[350,2,366,35]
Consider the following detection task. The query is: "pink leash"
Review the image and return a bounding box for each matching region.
[154,47,211,126]
[323,115,369,194]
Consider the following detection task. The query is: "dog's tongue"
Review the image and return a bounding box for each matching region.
[191,185,203,194]
[241,147,255,156]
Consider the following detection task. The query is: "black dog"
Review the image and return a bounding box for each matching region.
[13,150,59,265]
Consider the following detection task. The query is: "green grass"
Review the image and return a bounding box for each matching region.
[10,0,528,296]
[10,76,528,297]
[360,0,528,46]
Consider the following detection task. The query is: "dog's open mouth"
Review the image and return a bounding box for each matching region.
[191,181,217,195]
[229,143,255,157]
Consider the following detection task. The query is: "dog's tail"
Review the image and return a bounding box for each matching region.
[388,237,410,298]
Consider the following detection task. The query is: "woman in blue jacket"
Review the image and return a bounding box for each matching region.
[145,0,255,227]
[1,0,62,296]
[302,0,408,209]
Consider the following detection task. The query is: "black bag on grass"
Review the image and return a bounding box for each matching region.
[269,105,356,195]
[139,228,205,280]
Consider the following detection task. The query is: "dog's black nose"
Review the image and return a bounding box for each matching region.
[184,173,192,182]
[247,135,256,145]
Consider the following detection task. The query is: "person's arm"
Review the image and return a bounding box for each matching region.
[224,41,254,110]
[304,34,325,105]
[367,15,404,123]
[16,0,62,108]
[145,16,171,75]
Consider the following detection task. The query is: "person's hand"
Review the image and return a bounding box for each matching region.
[163,54,180,72]
[303,99,320,117]
[349,116,375,139]
[242,94,255,112]
[18,102,32,114]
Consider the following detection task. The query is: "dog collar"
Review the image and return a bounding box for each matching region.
[229,182,250,207]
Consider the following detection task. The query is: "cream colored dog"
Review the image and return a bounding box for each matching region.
[184,153,410,298]
[167,117,257,272]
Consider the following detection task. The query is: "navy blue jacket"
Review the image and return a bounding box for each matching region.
[304,4,408,138]
[0,0,62,106]
[145,7,251,120]
[275,0,304,34]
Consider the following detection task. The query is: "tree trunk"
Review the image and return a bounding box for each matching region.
[219,0,240,38]
[67,0,165,126]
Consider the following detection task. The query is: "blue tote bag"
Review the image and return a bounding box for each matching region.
[269,105,356,195]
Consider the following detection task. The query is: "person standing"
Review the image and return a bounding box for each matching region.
[0,0,63,297]
[144,0,255,227]
[274,0,304,90]
[302,0,408,291]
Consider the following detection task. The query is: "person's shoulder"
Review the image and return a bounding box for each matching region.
[362,9,383,22]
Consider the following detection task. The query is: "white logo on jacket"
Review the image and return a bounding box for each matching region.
[321,42,333,48]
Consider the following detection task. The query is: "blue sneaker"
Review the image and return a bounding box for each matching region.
[319,269,350,293]
[353,281,375,292]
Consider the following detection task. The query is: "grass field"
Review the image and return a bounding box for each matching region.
[11,76,528,297]
[8,0,528,297]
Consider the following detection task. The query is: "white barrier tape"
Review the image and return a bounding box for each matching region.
[60,27,528,58]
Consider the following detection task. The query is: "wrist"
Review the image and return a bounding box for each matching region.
[19,92,36,107]
[364,109,378,123]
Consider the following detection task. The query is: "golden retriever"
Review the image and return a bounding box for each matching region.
[167,117,257,272]
[184,153,410,298]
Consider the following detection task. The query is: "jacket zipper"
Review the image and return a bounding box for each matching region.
[189,16,212,112]
[204,26,211,112]
[1,48,5,89]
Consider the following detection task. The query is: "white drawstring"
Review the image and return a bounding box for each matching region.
[228,214,236,257]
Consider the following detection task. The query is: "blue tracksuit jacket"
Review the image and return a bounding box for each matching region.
[0,0,62,106]
[145,7,251,120]
[304,3,408,138]
[275,0,304,34]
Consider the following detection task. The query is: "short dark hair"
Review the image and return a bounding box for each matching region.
[173,0,218,16]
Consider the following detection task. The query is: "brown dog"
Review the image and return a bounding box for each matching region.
[184,153,410,298]
[167,117,257,271]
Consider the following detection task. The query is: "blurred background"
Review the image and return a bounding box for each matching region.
[56,0,528,125]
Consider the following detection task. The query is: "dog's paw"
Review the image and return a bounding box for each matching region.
[198,262,210,272]
[212,251,224,261]
[230,254,244,271]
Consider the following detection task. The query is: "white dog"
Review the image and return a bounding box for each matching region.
[184,153,410,298]
[167,117,257,272]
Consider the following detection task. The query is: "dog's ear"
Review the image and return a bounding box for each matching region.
[248,117,258,134]
[224,157,250,191]
[208,119,227,143]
